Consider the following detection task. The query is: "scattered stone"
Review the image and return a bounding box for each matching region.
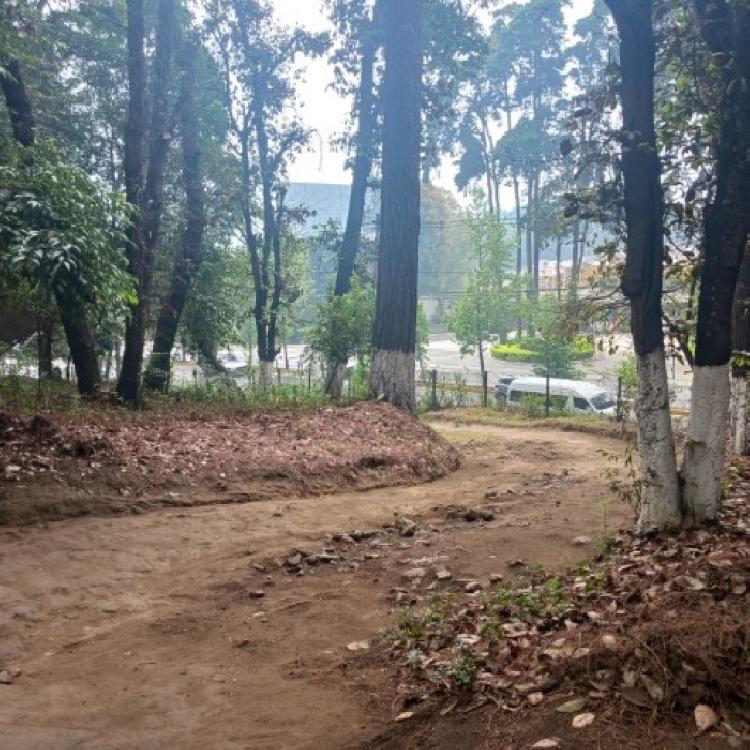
[532,740,560,749]
[601,634,618,650]
[0,668,21,685]
[248,590,265,599]
[489,573,504,584]
[251,563,266,573]
[484,490,498,500]
[402,567,427,580]
[456,634,481,647]
[395,711,414,722]
[527,692,544,706]
[508,559,527,568]
[573,536,592,546]
[464,580,482,593]
[349,530,377,542]
[436,568,452,581]
[346,640,370,652]
[572,712,595,729]
[555,697,587,714]
[396,517,418,537]
[234,638,251,649]
[286,553,303,567]
[694,704,719,732]
[674,575,706,591]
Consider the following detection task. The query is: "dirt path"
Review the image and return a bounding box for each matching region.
[0,423,630,749]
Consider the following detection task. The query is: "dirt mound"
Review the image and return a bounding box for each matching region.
[0,402,459,526]
[378,460,750,749]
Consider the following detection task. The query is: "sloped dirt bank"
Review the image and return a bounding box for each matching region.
[0,402,459,525]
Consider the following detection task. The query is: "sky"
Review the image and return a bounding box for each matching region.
[272,0,596,195]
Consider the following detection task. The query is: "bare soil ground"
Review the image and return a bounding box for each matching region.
[0,412,630,749]
[0,403,458,525]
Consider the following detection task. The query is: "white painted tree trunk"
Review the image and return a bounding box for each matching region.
[370,348,416,414]
[259,359,274,389]
[730,373,750,455]
[634,350,683,534]
[682,364,731,524]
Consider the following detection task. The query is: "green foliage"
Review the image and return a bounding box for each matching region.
[307,278,375,364]
[0,142,134,311]
[491,336,594,364]
[445,211,517,360]
[170,381,329,411]
[616,354,638,399]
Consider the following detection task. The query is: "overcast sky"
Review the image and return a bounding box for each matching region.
[272,0,596,196]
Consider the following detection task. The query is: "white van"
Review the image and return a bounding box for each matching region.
[505,377,617,416]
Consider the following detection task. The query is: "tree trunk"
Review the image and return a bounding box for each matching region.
[55,290,100,396]
[326,26,377,399]
[118,0,175,404]
[682,0,750,522]
[731,242,750,455]
[1,56,101,396]
[370,0,422,413]
[555,235,562,300]
[36,312,54,379]
[605,0,682,533]
[144,32,205,393]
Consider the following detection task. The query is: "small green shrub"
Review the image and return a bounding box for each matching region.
[490,336,595,362]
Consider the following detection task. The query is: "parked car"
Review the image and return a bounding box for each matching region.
[494,376,516,403]
[504,376,617,416]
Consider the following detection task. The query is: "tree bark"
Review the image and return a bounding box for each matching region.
[326,25,378,399]
[682,0,750,522]
[118,0,175,404]
[144,32,205,393]
[36,312,54,379]
[370,0,422,413]
[731,242,750,455]
[605,0,682,533]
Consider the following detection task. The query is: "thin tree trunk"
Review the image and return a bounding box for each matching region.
[370,0,422,413]
[555,235,562,301]
[326,26,377,399]
[682,0,750,522]
[36,312,54,379]
[605,0,682,533]
[144,31,205,393]
[118,0,175,404]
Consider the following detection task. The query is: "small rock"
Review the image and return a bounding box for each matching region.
[674,575,706,591]
[508,559,527,568]
[436,568,452,581]
[464,580,482,593]
[572,712,595,729]
[286,553,303,567]
[532,740,561,749]
[396,517,418,537]
[527,692,544,706]
[556,697,587,714]
[350,530,377,542]
[484,490,498,499]
[248,590,265,599]
[402,567,427,580]
[346,640,370,652]
[251,563,266,573]
[694,704,719,732]
[456,634,480,647]
[234,638,251,649]
[0,668,21,685]
[395,711,414,722]
[572,536,592,546]
[489,573,504,584]
[601,634,618,650]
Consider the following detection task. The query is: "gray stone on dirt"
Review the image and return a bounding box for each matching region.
[0,668,20,685]
[251,563,266,573]
[396,517,418,537]
[464,580,482,593]
[556,697,587,713]
[402,567,427,580]
[349,530,377,542]
[248,590,266,599]
[436,568,452,581]
[573,536,593,546]
[489,573,504,584]
[286,554,303,567]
